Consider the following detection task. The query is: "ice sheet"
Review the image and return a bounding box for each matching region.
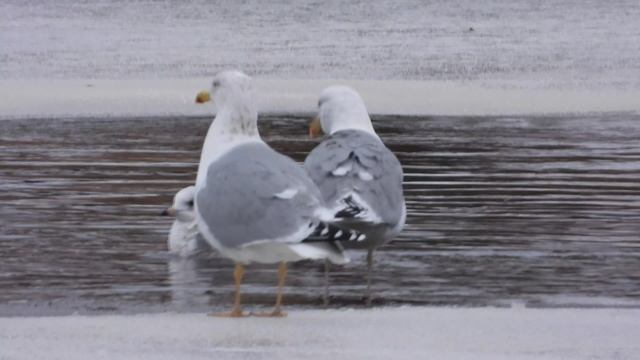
[1,307,639,360]
[2,0,639,90]
[1,78,639,119]
[2,1,639,118]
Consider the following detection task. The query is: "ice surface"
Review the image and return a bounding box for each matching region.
[1,307,639,360]
[1,78,639,119]
[1,0,639,90]
[1,1,640,118]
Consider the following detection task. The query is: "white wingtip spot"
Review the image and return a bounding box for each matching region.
[274,188,298,199]
[321,226,329,236]
[358,171,374,181]
[349,232,357,241]
[332,163,353,176]
[334,230,343,238]
[357,234,366,242]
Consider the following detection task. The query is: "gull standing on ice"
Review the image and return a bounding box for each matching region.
[306,86,406,306]
[194,71,357,317]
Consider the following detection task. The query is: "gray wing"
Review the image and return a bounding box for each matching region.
[197,142,323,249]
[304,129,404,228]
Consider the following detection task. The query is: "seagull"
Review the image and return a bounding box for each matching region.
[194,71,359,317]
[305,86,406,306]
[161,185,210,257]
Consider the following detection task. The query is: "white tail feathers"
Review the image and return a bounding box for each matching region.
[289,243,349,264]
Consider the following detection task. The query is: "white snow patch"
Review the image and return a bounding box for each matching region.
[1,79,639,120]
[1,307,639,360]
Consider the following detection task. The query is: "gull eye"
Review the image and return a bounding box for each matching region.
[318,96,328,108]
[187,200,194,208]
[212,80,220,88]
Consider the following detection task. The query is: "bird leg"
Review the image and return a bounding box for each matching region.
[274,261,287,316]
[365,249,374,306]
[252,261,288,317]
[208,263,248,317]
[323,259,330,307]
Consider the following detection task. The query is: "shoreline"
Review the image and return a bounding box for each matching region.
[1,78,639,120]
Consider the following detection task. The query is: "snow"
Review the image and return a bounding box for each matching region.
[1,78,639,120]
[1,307,639,360]
[1,1,639,118]
[2,1,639,90]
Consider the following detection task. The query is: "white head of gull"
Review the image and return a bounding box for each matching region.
[311,85,378,138]
[162,186,200,257]
[195,70,261,188]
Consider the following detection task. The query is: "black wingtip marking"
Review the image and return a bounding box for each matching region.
[303,222,366,243]
[334,195,366,219]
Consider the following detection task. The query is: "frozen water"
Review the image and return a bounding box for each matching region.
[1,1,639,118]
[1,308,639,360]
[1,0,639,90]
[0,78,638,119]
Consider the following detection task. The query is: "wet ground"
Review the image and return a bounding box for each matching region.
[1,114,639,315]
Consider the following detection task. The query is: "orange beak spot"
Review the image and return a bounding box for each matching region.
[195,90,212,104]
[309,117,324,138]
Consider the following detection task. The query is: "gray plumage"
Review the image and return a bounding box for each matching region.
[193,72,352,316]
[306,84,406,306]
[304,129,405,249]
[198,142,325,249]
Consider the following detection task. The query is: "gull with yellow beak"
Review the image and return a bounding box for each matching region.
[193,71,361,317]
[305,86,406,306]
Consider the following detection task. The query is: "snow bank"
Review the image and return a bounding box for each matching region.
[1,79,639,120]
[1,307,639,360]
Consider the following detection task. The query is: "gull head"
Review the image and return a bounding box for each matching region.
[310,86,376,138]
[196,70,258,136]
[162,185,196,222]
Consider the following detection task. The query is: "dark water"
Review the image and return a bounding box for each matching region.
[1,114,639,315]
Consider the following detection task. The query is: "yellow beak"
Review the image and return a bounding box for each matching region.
[195,90,212,104]
[309,117,324,138]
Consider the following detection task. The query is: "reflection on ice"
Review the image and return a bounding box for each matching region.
[168,258,214,309]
